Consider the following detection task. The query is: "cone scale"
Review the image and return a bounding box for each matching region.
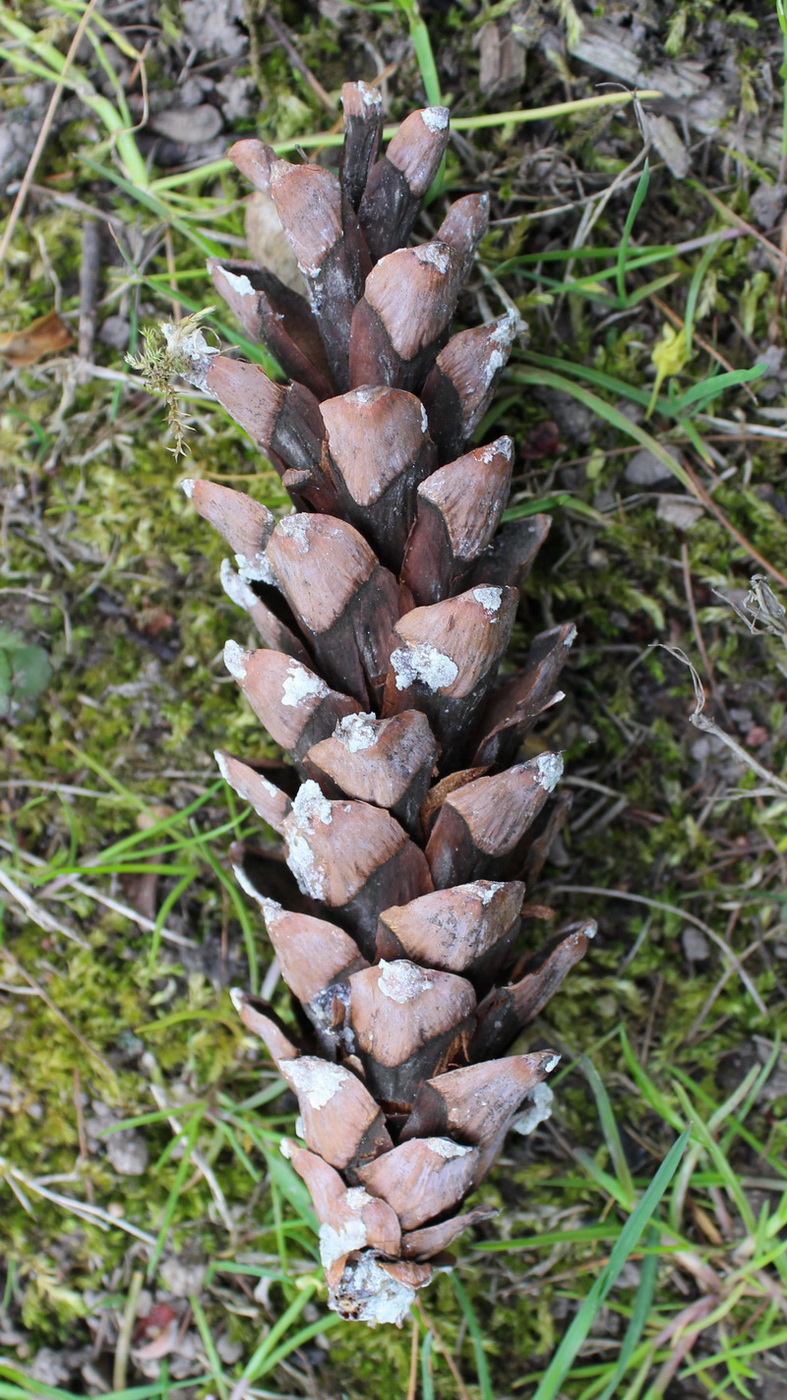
[178,83,595,1326]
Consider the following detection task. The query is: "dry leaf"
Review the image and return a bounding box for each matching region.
[0,309,73,366]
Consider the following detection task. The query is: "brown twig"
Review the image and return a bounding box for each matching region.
[681,539,715,688]
[698,185,787,271]
[78,219,103,361]
[164,226,181,324]
[1,945,115,1076]
[262,11,336,113]
[415,1302,473,1400]
[768,210,787,343]
[551,884,768,1014]
[407,1315,419,1400]
[658,642,787,799]
[682,457,787,590]
[0,0,101,268]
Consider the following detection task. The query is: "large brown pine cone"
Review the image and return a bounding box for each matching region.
[175,83,595,1326]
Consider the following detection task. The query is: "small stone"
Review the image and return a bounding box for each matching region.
[181,0,248,57]
[99,314,130,350]
[681,926,710,962]
[655,495,703,531]
[30,1348,71,1386]
[106,1130,149,1176]
[215,74,256,123]
[750,182,786,230]
[216,1332,244,1363]
[624,447,682,486]
[159,1256,207,1297]
[151,105,223,146]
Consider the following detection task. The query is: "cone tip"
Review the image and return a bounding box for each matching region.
[422,107,450,132]
[471,585,503,618]
[232,862,262,904]
[229,986,246,1014]
[536,751,564,792]
[180,477,195,498]
[224,639,249,680]
[512,1081,554,1137]
[217,266,256,299]
[214,748,231,783]
[220,558,258,609]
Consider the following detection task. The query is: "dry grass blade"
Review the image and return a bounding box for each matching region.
[658,643,787,799]
[0,0,100,268]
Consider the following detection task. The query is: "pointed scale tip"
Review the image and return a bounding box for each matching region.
[223,639,249,681]
[214,748,232,784]
[536,751,564,792]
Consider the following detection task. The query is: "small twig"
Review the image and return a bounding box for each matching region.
[0,840,198,949]
[551,885,768,1014]
[262,10,336,113]
[149,1085,234,1234]
[686,927,777,1043]
[768,210,787,343]
[415,1302,473,1400]
[113,1270,144,1391]
[658,643,787,798]
[78,219,103,362]
[0,0,101,267]
[682,457,787,590]
[2,1165,155,1244]
[680,540,715,688]
[0,865,88,947]
[698,185,787,272]
[163,226,181,325]
[0,944,116,1075]
[407,1315,419,1400]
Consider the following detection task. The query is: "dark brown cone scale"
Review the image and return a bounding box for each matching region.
[176,85,592,1328]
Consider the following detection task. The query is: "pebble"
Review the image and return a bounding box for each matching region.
[105,1129,149,1176]
[624,446,682,486]
[655,495,704,531]
[681,926,711,962]
[151,105,223,146]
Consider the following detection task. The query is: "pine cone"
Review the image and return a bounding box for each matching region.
[177,83,595,1326]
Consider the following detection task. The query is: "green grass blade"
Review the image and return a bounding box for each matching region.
[188,1294,229,1398]
[393,0,442,105]
[683,238,722,353]
[531,1128,690,1400]
[582,1055,636,1207]
[591,1227,660,1400]
[669,362,766,412]
[147,1110,204,1278]
[617,161,650,304]
[451,1274,494,1400]
[235,1282,318,1382]
[510,367,694,490]
[421,1328,436,1400]
[249,1310,344,1381]
[502,492,573,521]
